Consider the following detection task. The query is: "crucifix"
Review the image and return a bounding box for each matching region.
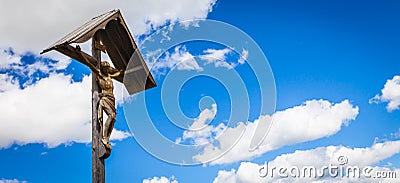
[41,10,156,183]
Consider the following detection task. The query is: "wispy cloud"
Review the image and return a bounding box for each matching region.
[238,48,249,64]
[143,176,178,183]
[391,128,400,139]
[199,48,235,69]
[175,104,224,145]
[149,47,249,74]
[150,45,203,74]
[0,50,21,69]
[0,50,71,87]
[0,179,27,183]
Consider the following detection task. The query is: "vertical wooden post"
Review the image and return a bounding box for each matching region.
[92,35,105,183]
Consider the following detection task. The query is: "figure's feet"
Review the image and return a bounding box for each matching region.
[101,138,112,150]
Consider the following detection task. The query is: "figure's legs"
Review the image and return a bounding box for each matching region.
[99,99,116,149]
[97,102,103,130]
[103,111,116,144]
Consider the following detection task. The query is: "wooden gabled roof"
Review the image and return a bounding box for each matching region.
[41,10,156,95]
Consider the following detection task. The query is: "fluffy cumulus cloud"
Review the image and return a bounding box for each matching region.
[142,176,178,183]
[0,72,130,148]
[213,140,400,183]
[193,99,359,165]
[0,0,217,54]
[370,75,400,112]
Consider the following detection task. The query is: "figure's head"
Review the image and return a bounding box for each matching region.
[100,61,111,73]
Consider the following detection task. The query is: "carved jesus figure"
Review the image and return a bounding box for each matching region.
[96,61,124,149]
[75,46,124,149]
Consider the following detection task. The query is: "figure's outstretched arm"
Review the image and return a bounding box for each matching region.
[110,69,125,78]
[74,45,101,75]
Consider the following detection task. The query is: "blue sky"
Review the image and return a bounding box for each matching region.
[0,0,400,182]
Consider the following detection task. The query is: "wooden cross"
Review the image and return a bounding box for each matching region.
[41,10,156,183]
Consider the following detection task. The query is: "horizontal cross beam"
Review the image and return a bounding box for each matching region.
[54,44,124,83]
[55,44,98,68]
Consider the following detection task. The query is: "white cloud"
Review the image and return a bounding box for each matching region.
[370,75,400,112]
[175,54,203,72]
[151,46,203,73]
[0,50,21,69]
[194,99,359,165]
[176,104,225,145]
[200,48,231,63]
[213,141,400,183]
[198,48,247,69]
[143,176,178,183]
[0,73,129,148]
[0,74,19,92]
[145,49,164,64]
[160,24,174,43]
[189,103,217,130]
[25,61,51,75]
[147,47,248,74]
[212,169,236,183]
[0,50,71,80]
[199,48,235,69]
[238,49,249,64]
[0,179,27,183]
[110,129,132,141]
[391,128,400,139]
[0,0,216,55]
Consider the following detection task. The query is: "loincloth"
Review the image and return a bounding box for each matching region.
[98,93,116,113]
